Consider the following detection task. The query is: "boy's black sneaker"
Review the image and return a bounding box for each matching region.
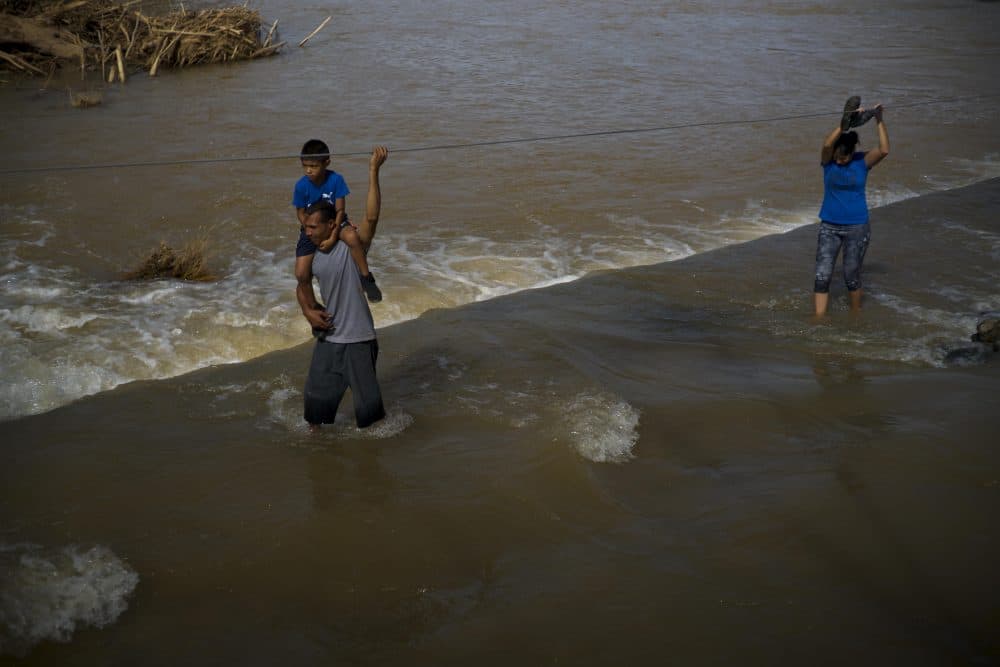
[361,273,383,303]
[840,95,861,132]
[850,107,876,128]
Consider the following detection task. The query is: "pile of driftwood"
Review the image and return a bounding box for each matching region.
[0,0,283,79]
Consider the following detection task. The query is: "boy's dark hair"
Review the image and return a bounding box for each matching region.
[300,139,330,160]
[305,200,337,222]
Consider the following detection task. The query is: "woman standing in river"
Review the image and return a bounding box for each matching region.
[813,100,890,316]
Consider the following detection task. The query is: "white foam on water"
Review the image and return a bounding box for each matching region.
[294,409,415,440]
[728,200,822,238]
[448,381,532,423]
[605,213,697,262]
[350,410,415,439]
[0,543,139,657]
[261,378,414,438]
[434,355,467,383]
[683,173,994,260]
[0,238,319,419]
[378,211,702,308]
[427,378,636,444]
[872,292,987,367]
[940,220,1000,262]
[0,304,101,332]
[4,171,998,419]
[266,382,304,430]
[3,285,68,301]
[940,154,1000,184]
[785,289,988,369]
[561,392,640,464]
[867,183,922,210]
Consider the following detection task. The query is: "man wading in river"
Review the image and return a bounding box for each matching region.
[296,146,389,431]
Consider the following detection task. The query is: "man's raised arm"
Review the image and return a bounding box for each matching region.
[359,145,388,252]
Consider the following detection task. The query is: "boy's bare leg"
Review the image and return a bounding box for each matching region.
[358,145,388,252]
[317,224,341,253]
[341,226,372,276]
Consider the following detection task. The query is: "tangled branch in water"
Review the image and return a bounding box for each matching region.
[123,240,215,282]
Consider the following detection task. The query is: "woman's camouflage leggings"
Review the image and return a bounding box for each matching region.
[814,221,870,293]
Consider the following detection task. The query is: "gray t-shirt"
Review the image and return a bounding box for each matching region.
[312,242,376,344]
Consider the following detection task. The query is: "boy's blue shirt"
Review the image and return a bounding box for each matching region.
[292,170,350,210]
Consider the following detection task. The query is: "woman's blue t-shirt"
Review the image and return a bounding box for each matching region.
[819,152,869,225]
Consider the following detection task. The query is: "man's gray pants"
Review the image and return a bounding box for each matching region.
[304,339,385,428]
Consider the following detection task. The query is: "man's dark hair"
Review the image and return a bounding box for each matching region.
[305,200,337,222]
[300,139,330,160]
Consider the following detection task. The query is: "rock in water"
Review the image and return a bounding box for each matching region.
[971,317,999,351]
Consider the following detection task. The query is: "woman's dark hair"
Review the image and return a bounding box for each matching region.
[833,131,858,158]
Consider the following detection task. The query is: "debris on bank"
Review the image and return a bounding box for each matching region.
[0,0,283,79]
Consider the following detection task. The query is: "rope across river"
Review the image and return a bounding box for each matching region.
[1,93,995,176]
